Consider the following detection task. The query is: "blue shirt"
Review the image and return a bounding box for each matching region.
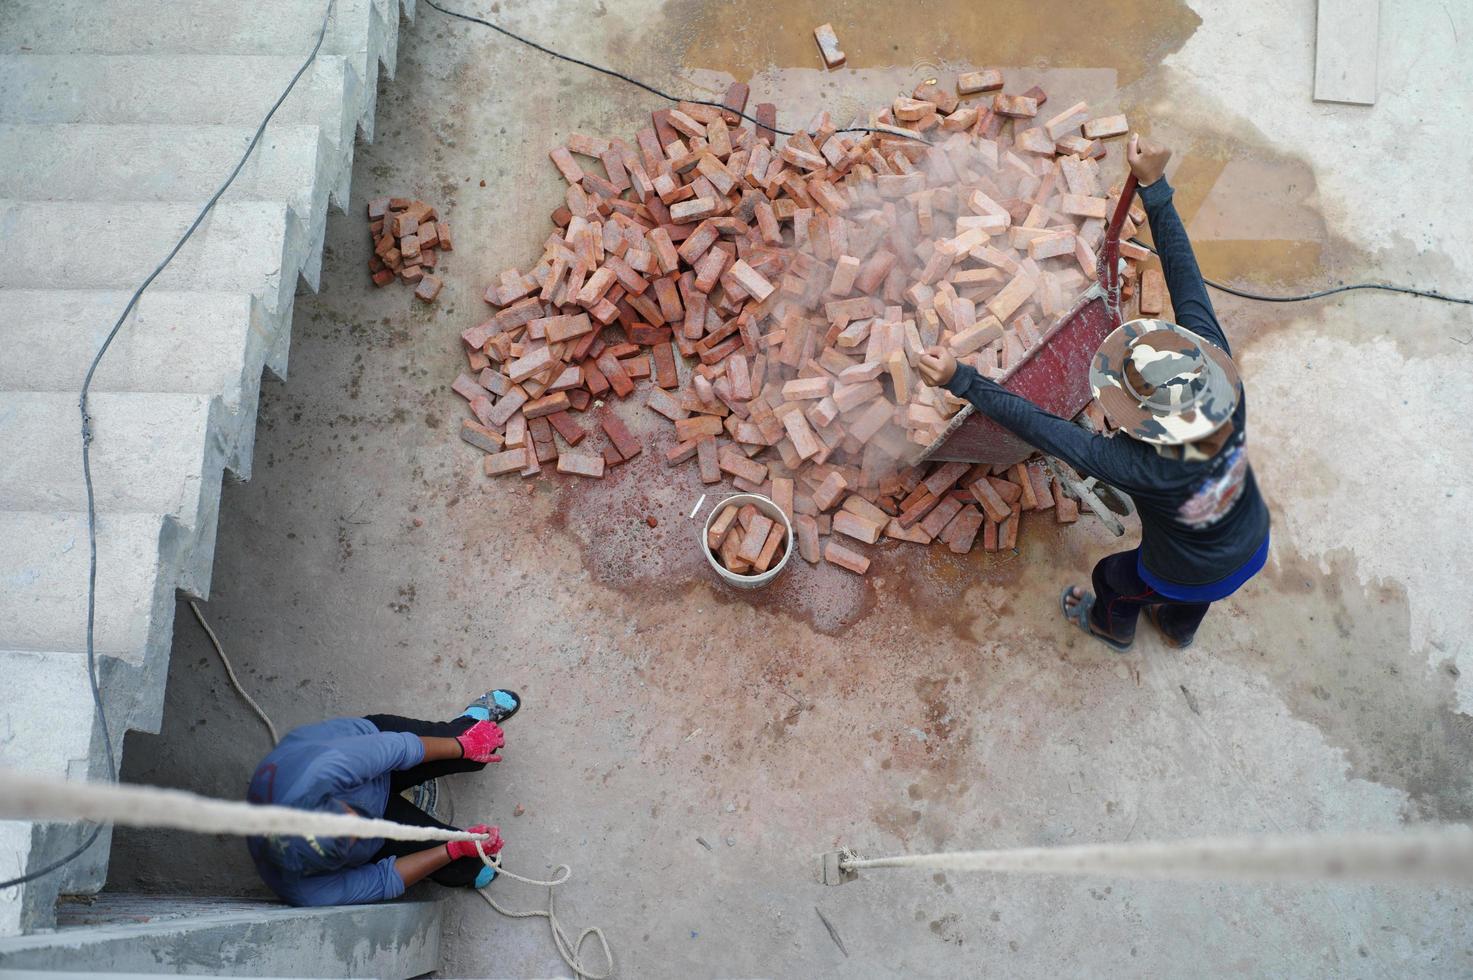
[246,717,425,906]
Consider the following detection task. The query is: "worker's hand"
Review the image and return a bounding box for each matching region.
[455,720,505,763]
[1127,133,1171,187]
[446,824,503,861]
[917,347,958,387]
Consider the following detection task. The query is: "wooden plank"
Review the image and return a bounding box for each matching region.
[1313,0,1379,105]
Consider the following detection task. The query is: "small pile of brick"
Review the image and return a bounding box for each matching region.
[368,197,452,301]
[453,73,1152,575]
[706,500,789,577]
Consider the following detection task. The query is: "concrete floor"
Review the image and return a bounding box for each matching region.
[113,0,1473,976]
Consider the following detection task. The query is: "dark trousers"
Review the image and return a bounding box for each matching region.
[365,713,487,888]
[1089,550,1211,645]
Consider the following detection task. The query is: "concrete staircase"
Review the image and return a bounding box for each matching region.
[0,0,414,941]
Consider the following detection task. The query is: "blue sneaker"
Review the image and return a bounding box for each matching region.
[474,863,497,888]
[462,689,521,724]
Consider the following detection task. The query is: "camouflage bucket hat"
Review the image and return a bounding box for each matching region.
[1088,318,1240,445]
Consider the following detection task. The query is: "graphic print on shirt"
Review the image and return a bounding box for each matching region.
[1178,442,1249,528]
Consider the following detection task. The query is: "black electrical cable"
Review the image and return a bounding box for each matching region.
[0,1,334,894]
[1126,237,1473,307]
[422,0,932,144]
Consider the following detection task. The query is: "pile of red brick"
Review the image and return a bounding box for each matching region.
[452,73,1152,575]
[368,197,451,301]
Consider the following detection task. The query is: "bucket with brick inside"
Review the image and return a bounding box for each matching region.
[701,493,794,590]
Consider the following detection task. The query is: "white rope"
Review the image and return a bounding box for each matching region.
[189,600,280,746]
[0,768,488,843]
[475,844,614,980]
[837,824,1473,885]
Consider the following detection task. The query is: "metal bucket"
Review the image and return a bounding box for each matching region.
[701,493,794,590]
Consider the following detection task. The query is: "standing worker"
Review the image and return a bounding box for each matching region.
[245,689,522,905]
[918,135,1270,651]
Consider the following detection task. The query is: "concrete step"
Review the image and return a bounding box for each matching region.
[0,54,358,158]
[0,52,349,125]
[0,0,375,57]
[0,511,176,661]
[0,290,260,407]
[0,896,443,977]
[0,289,284,479]
[0,392,222,528]
[0,0,404,134]
[0,126,335,289]
[0,123,325,206]
[0,200,300,314]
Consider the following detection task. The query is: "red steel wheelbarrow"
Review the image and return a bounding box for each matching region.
[920,173,1140,465]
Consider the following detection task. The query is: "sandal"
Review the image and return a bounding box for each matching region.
[1144,606,1194,650]
[1059,585,1133,652]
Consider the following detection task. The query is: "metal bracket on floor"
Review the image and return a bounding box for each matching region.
[819,848,859,886]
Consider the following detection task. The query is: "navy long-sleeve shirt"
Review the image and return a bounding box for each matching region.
[944,176,1270,594]
[246,717,425,906]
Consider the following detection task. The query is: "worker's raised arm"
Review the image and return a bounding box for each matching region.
[1126,135,1230,355]
[928,358,1157,491]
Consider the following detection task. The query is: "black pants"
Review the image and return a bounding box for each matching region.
[1089,550,1210,645]
[365,713,487,888]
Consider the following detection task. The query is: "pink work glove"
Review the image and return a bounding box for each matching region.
[446,824,503,862]
[455,720,505,763]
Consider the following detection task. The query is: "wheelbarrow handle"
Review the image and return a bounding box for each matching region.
[1098,172,1140,304]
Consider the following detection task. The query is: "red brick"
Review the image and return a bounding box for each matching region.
[1000,503,1021,549]
[919,496,965,539]
[460,418,504,454]
[583,360,610,397]
[546,411,585,446]
[770,477,794,522]
[665,439,701,465]
[832,510,883,545]
[795,514,821,562]
[942,507,984,553]
[483,448,526,476]
[556,451,606,478]
[675,415,724,442]
[707,503,740,550]
[1027,463,1055,509]
[718,446,767,484]
[812,471,847,511]
[824,541,870,575]
[1011,463,1039,509]
[600,412,642,459]
[697,436,721,484]
[651,341,679,389]
[737,512,775,563]
[968,477,1011,523]
[752,522,787,573]
[595,351,635,398]
[523,392,571,419]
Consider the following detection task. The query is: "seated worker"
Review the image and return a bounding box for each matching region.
[917,134,1270,652]
[245,689,522,906]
